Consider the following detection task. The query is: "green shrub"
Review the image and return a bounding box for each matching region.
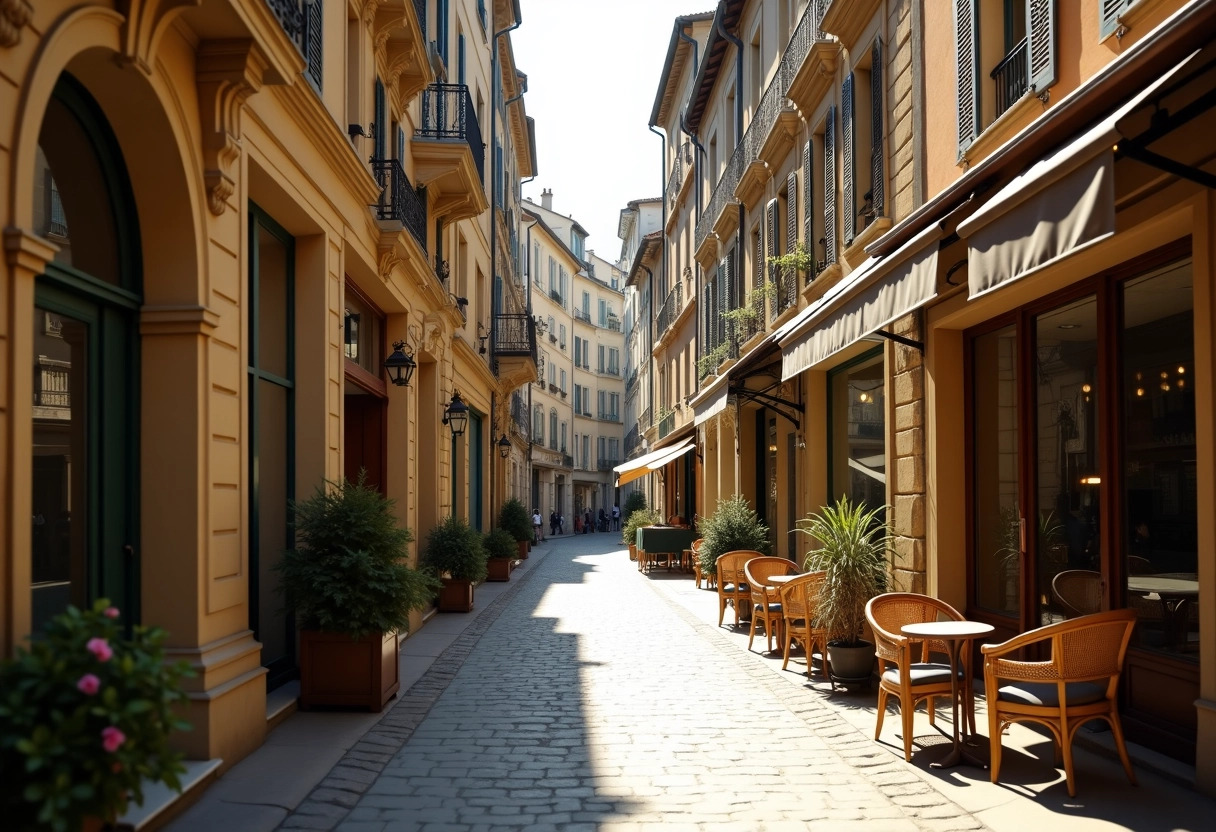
[622,490,648,519]
[277,473,438,639]
[0,601,192,832]
[484,528,518,561]
[497,498,533,543]
[697,494,772,577]
[622,506,663,546]
[421,515,488,582]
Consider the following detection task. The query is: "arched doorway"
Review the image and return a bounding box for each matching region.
[30,75,142,632]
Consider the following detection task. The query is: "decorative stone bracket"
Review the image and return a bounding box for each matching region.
[197,40,268,216]
[0,0,32,48]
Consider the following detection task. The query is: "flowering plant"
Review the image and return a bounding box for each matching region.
[0,600,192,832]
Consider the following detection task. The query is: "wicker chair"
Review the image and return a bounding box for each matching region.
[716,550,763,627]
[1052,570,1103,618]
[743,557,797,652]
[779,571,830,679]
[688,538,710,587]
[866,593,975,762]
[981,608,1138,797]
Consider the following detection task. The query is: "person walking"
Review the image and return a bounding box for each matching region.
[532,508,543,544]
[584,507,593,534]
[549,510,559,538]
[611,503,620,531]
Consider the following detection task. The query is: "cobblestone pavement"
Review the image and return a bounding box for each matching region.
[280,533,986,832]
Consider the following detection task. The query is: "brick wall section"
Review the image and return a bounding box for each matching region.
[890,310,925,594]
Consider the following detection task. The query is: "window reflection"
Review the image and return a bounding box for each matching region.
[830,353,885,513]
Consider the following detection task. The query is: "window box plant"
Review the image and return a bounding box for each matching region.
[484,528,518,582]
[797,496,892,684]
[277,474,438,712]
[498,497,533,560]
[421,515,487,612]
[0,600,191,832]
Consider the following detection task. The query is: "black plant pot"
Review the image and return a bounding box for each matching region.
[827,639,875,687]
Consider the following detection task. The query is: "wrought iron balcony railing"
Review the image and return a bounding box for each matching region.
[658,410,676,440]
[991,37,1028,121]
[573,307,591,323]
[371,158,427,251]
[655,282,683,340]
[624,425,641,457]
[605,316,622,332]
[638,405,652,430]
[493,313,538,363]
[598,410,621,423]
[597,458,620,472]
[266,1,322,86]
[548,289,564,306]
[625,369,638,395]
[511,393,530,441]
[418,83,484,184]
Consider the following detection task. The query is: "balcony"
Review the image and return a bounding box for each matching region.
[598,410,621,423]
[562,453,574,469]
[605,315,622,333]
[493,313,539,390]
[597,458,620,473]
[624,425,641,458]
[373,1,431,101]
[510,393,530,442]
[265,0,322,86]
[573,307,591,323]
[548,289,565,307]
[787,1,837,114]
[638,406,652,430]
[371,158,427,252]
[657,410,676,440]
[625,369,638,395]
[991,38,1029,121]
[654,282,683,343]
[413,83,487,222]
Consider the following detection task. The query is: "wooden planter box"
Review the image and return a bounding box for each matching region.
[487,557,514,582]
[629,543,637,561]
[438,577,474,612]
[518,539,529,560]
[299,629,399,712]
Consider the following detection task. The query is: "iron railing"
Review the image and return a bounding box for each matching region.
[573,307,591,323]
[638,405,652,430]
[625,369,638,395]
[598,410,621,423]
[991,37,1028,121]
[597,458,620,472]
[418,83,484,184]
[266,1,322,86]
[510,393,530,441]
[658,411,676,440]
[695,2,824,252]
[548,289,564,306]
[493,314,537,364]
[413,0,427,39]
[371,158,427,251]
[605,316,622,332]
[655,282,683,340]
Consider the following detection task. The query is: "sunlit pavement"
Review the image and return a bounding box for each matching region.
[170,533,1214,832]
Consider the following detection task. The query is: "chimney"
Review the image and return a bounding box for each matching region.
[541,188,553,211]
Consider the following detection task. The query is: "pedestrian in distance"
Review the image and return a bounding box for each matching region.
[611,503,621,531]
[532,509,543,543]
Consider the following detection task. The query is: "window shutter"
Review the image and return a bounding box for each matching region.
[305,0,324,89]
[871,38,885,218]
[823,105,837,265]
[1027,0,1057,93]
[765,199,778,322]
[785,171,798,311]
[1100,0,1131,39]
[803,139,816,280]
[373,78,386,160]
[841,72,856,247]
[955,0,980,157]
[720,252,732,349]
[397,126,405,162]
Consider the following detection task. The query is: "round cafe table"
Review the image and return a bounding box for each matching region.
[900,620,994,769]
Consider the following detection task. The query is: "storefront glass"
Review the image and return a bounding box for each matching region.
[829,351,885,512]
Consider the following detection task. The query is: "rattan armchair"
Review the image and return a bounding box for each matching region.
[743,557,798,652]
[1052,569,1103,618]
[866,593,974,762]
[779,571,830,679]
[716,550,763,627]
[981,608,1138,797]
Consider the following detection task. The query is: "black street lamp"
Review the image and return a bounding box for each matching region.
[384,340,416,387]
[498,433,511,458]
[443,391,469,437]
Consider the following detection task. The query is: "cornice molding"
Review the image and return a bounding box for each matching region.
[197,39,269,216]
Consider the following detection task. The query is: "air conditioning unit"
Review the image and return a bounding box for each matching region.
[428,41,446,80]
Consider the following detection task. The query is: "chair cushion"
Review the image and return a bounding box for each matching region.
[752,602,782,613]
[881,662,961,687]
[996,681,1108,708]
[720,583,749,593]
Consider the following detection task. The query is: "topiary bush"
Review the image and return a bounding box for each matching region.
[697,494,772,577]
[497,498,533,544]
[622,506,663,547]
[623,490,648,519]
[484,528,518,561]
[420,515,488,583]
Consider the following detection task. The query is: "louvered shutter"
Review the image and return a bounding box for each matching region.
[1100,0,1131,39]
[785,172,798,309]
[823,105,837,264]
[871,38,885,219]
[803,140,816,280]
[1027,0,1057,93]
[719,255,729,349]
[955,0,979,157]
[305,0,323,88]
[373,78,386,160]
[841,73,856,247]
[397,126,405,162]
[765,200,778,322]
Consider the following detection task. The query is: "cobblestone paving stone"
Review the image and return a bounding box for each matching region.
[279,535,987,832]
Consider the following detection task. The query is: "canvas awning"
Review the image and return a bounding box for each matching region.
[613,437,693,487]
[693,385,730,426]
[958,47,1209,299]
[778,223,943,380]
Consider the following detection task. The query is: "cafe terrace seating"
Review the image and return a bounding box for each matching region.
[866,593,975,762]
[743,557,798,653]
[716,551,762,627]
[779,570,829,680]
[1051,569,1103,617]
[688,538,710,586]
[981,608,1138,797]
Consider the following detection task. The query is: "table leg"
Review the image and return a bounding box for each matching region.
[931,638,987,769]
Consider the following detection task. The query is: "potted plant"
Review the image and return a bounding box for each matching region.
[0,599,191,832]
[622,504,662,561]
[421,514,487,612]
[797,496,892,683]
[277,474,437,711]
[696,494,772,580]
[498,497,533,559]
[484,528,518,582]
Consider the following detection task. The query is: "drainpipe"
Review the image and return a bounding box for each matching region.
[641,263,656,502]
[717,15,745,304]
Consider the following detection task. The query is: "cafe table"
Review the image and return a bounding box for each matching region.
[899,619,994,769]
[1127,574,1199,648]
[636,525,698,573]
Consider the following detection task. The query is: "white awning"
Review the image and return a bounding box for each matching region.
[958,47,1205,299]
[615,439,695,487]
[779,223,943,380]
[694,386,730,426]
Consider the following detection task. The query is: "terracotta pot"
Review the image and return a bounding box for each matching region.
[438,577,474,612]
[487,557,513,582]
[517,539,529,560]
[629,543,637,561]
[299,629,400,712]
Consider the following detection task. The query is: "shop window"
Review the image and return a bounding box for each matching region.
[343,285,384,375]
[828,350,885,514]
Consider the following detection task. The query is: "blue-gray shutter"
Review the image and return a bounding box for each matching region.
[955,0,980,157]
[823,105,837,265]
[765,199,778,323]
[871,38,884,218]
[1100,0,1132,39]
[803,139,816,280]
[1027,0,1057,93]
[305,0,323,89]
[373,78,386,160]
[841,72,856,247]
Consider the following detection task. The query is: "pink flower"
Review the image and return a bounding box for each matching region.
[77,673,101,695]
[86,637,113,662]
[101,726,126,753]
[103,607,120,619]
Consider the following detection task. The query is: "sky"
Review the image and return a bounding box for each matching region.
[512,0,707,264]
